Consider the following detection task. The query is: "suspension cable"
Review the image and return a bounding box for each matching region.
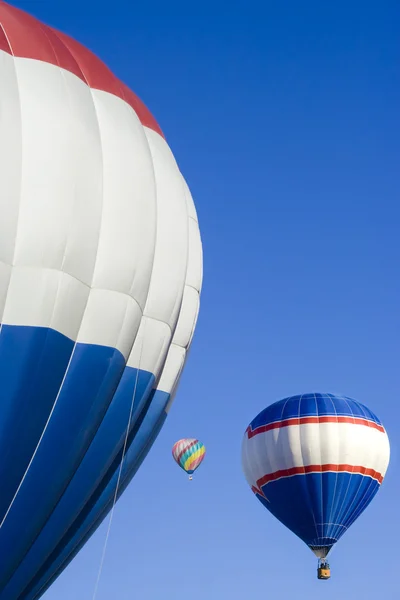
[91,319,146,600]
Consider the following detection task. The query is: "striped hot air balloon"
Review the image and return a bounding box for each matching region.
[172,438,206,480]
[0,2,202,598]
[242,393,390,580]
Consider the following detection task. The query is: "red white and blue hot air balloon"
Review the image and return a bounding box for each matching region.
[0,2,202,599]
[242,393,390,579]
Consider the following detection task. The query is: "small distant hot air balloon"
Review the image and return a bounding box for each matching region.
[242,393,390,580]
[172,438,206,480]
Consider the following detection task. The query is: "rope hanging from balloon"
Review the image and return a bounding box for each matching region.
[91,318,147,600]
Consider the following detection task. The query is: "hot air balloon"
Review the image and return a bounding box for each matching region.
[172,438,206,480]
[0,2,202,599]
[242,393,390,580]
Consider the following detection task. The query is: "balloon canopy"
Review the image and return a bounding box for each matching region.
[172,438,206,478]
[0,2,202,598]
[242,393,390,559]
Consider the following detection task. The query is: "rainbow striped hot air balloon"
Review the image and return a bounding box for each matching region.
[172,438,206,480]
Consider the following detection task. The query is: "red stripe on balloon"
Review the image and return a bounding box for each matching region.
[0,1,163,137]
[174,440,198,465]
[254,464,384,490]
[247,415,385,438]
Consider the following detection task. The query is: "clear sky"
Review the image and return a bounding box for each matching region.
[12,1,399,598]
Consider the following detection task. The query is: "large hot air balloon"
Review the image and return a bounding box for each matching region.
[172,439,206,480]
[242,393,390,579]
[0,2,202,599]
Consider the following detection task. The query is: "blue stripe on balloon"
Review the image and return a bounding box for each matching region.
[255,471,380,552]
[249,393,382,430]
[18,389,170,600]
[0,325,162,599]
[0,325,74,523]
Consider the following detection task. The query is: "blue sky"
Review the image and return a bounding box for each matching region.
[13,1,399,598]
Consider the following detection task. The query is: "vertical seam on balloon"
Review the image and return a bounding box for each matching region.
[338,399,380,532]
[341,398,376,532]
[0,339,83,590]
[90,92,156,314]
[329,396,353,541]
[48,27,106,293]
[143,161,190,383]
[280,396,290,421]
[342,482,379,531]
[49,28,90,87]
[0,343,78,531]
[315,393,324,544]
[169,172,191,338]
[114,393,168,499]
[327,394,347,538]
[183,215,202,348]
[161,182,202,406]
[329,396,358,541]
[268,396,292,502]
[137,130,188,392]
[258,417,269,500]
[129,123,157,322]
[162,342,187,410]
[1,45,23,317]
[0,22,11,54]
[326,393,340,542]
[298,394,319,544]
[126,127,158,382]
[40,25,85,278]
[157,179,199,406]
[0,48,20,329]
[84,96,107,291]
[37,21,65,70]
[272,398,289,501]
[34,30,90,370]
[241,429,254,498]
[188,214,203,293]
[96,75,148,359]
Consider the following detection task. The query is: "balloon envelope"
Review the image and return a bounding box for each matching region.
[242,393,390,558]
[172,439,206,475]
[0,3,202,599]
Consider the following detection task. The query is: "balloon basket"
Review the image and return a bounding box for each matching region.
[317,560,331,580]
